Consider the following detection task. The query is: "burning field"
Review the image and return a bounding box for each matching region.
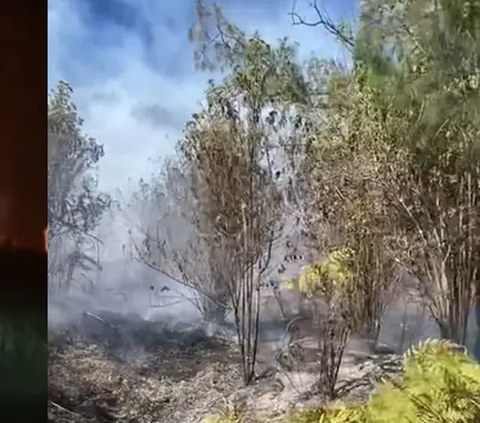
[48,306,407,423]
[48,311,243,423]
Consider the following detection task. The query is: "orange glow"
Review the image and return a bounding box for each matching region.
[0,6,46,255]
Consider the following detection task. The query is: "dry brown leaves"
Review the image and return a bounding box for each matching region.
[48,339,244,423]
[48,335,315,423]
[48,310,402,423]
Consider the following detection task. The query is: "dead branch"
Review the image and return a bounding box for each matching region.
[289,0,354,51]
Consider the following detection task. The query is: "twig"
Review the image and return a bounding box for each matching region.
[49,400,82,418]
[335,377,372,397]
[83,311,117,330]
[149,301,184,308]
[289,0,354,50]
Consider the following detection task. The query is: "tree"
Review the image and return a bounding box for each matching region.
[297,0,480,350]
[186,2,313,383]
[179,85,283,385]
[354,0,480,347]
[48,81,111,291]
[280,53,400,354]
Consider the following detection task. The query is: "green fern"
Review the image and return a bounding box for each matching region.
[204,403,245,423]
[206,339,480,423]
[365,339,480,423]
[288,406,365,423]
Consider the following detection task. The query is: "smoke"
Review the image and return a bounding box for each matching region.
[378,302,478,354]
[47,203,204,337]
[47,170,479,365]
[47,216,479,357]
[49,261,195,324]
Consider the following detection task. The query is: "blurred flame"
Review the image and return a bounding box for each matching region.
[0,8,47,256]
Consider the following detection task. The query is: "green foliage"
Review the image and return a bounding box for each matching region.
[285,248,353,297]
[288,406,365,423]
[48,80,111,290]
[285,247,356,399]
[206,339,480,423]
[364,339,480,422]
[204,402,245,423]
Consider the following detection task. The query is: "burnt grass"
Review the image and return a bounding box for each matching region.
[47,305,409,423]
[48,311,243,423]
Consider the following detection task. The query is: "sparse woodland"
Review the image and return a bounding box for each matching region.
[47,0,480,422]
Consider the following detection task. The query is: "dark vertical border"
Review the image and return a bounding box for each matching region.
[0,2,47,422]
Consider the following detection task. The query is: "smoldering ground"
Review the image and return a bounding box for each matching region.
[48,259,239,423]
[47,251,479,423]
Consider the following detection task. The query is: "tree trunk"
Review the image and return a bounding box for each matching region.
[438,321,450,340]
[438,318,464,346]
[474,287,480,362]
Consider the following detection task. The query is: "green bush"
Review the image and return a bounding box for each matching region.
[362,339,480,423]
[205,339,480,423]
[288,407,363,423]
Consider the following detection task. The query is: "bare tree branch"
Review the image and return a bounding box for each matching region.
[289,0,354,51]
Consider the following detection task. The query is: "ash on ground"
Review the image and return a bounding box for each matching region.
[48,309,404,423]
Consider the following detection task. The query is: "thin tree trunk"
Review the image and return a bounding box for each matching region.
[474,286,480,362]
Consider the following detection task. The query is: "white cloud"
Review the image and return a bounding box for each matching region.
[48,0,352,193]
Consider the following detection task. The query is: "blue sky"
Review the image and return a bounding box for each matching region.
[48,0,356,193]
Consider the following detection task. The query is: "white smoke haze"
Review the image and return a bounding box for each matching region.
[47,172,231,352]
[46,2,480,422]
[46,69,479,366]
[47,181,479,355]
[46,116,480,354]
[46,149,479,423]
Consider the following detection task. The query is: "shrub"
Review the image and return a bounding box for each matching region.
[285,248,356,399]
[363,339,480,423]
[204,403,245,423]
[288,407,364,423]
[204,339,480,423]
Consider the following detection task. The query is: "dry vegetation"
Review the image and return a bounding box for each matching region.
[47,304,408,423]
[48,0,480,422]
[48,314,242,423]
